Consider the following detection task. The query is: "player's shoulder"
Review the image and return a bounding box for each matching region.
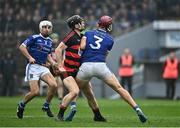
[85,29,96,34]
[65,31,76,38]
[28,34,53,43]
[31,34,40,39]
[23,34,38,42]
[106,33,113,41]
[63,31,76,42]
[84,29,96,37]
[25,34,40,41]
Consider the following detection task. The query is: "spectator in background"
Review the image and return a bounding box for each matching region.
[128,5,141,28]
[163,52,179,100]
[0,50,17,96]
[119,48,134,95]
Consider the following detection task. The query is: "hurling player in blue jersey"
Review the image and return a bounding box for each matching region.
[17,20,58,119]
[76,16,147,123]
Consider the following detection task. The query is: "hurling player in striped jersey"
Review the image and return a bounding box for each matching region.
[55,15,106,122]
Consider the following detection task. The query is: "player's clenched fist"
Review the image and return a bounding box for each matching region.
[29,57,35,64]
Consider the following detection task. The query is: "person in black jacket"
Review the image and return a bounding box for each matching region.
[0,50,17,96]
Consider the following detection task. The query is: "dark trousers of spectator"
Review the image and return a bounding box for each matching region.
[1,77,14,96]
[121,76,133,95]
[165,79,176,99]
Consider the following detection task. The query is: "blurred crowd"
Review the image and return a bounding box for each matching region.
[0,0,157,39]
[0,0,179,41]
[0,0,155,59]
[0,0,179,39]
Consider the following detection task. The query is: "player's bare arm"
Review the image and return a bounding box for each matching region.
[19,44,35,64]
[80,36,87,50]
[47,54,57,66]
[55,42,66,67]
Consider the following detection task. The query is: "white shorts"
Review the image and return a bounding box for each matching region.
[24,63,50,82]
[76,62,113,81]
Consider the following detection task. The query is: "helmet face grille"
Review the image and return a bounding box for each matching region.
[67,15,84,29]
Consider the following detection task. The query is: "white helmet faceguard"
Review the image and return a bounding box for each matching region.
[39,20,53,30]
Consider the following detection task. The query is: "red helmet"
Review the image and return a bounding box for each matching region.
[98,15,112,32]
[98,15,112,28]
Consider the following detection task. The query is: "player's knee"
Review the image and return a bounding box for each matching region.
[32,90,40,96]
[53,81,58,88]
[74,89,80,97]
[49,81,57,89]
[71,88,79,98]
[30,87,40,96]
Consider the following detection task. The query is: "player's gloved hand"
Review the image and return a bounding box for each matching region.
[29,57,36,64]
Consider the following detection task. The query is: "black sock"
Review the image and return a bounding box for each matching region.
[92,108,102,117]
[58,105,67,118]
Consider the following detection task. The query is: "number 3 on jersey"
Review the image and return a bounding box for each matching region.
[90,35,103,49]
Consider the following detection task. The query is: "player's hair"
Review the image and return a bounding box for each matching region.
[98,15,112,32]
[66,15,84,29]
[39,20,53,30]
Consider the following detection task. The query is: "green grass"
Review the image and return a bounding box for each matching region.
[0,96,180,127]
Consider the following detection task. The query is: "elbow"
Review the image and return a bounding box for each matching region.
[19,44,26,52]
[19,45,23,51]
[80,44,85,50]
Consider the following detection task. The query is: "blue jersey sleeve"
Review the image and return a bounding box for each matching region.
[108,40,114,51]
[84,31,89,38]
[49,47,53,54]
[22,35,34,47]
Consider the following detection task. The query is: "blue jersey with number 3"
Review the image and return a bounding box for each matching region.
[81,29,114,63]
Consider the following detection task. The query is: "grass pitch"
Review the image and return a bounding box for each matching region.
[0,96,180,127]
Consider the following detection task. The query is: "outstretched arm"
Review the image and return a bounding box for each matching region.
[55,42,66,67]
[47,54,57,66]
